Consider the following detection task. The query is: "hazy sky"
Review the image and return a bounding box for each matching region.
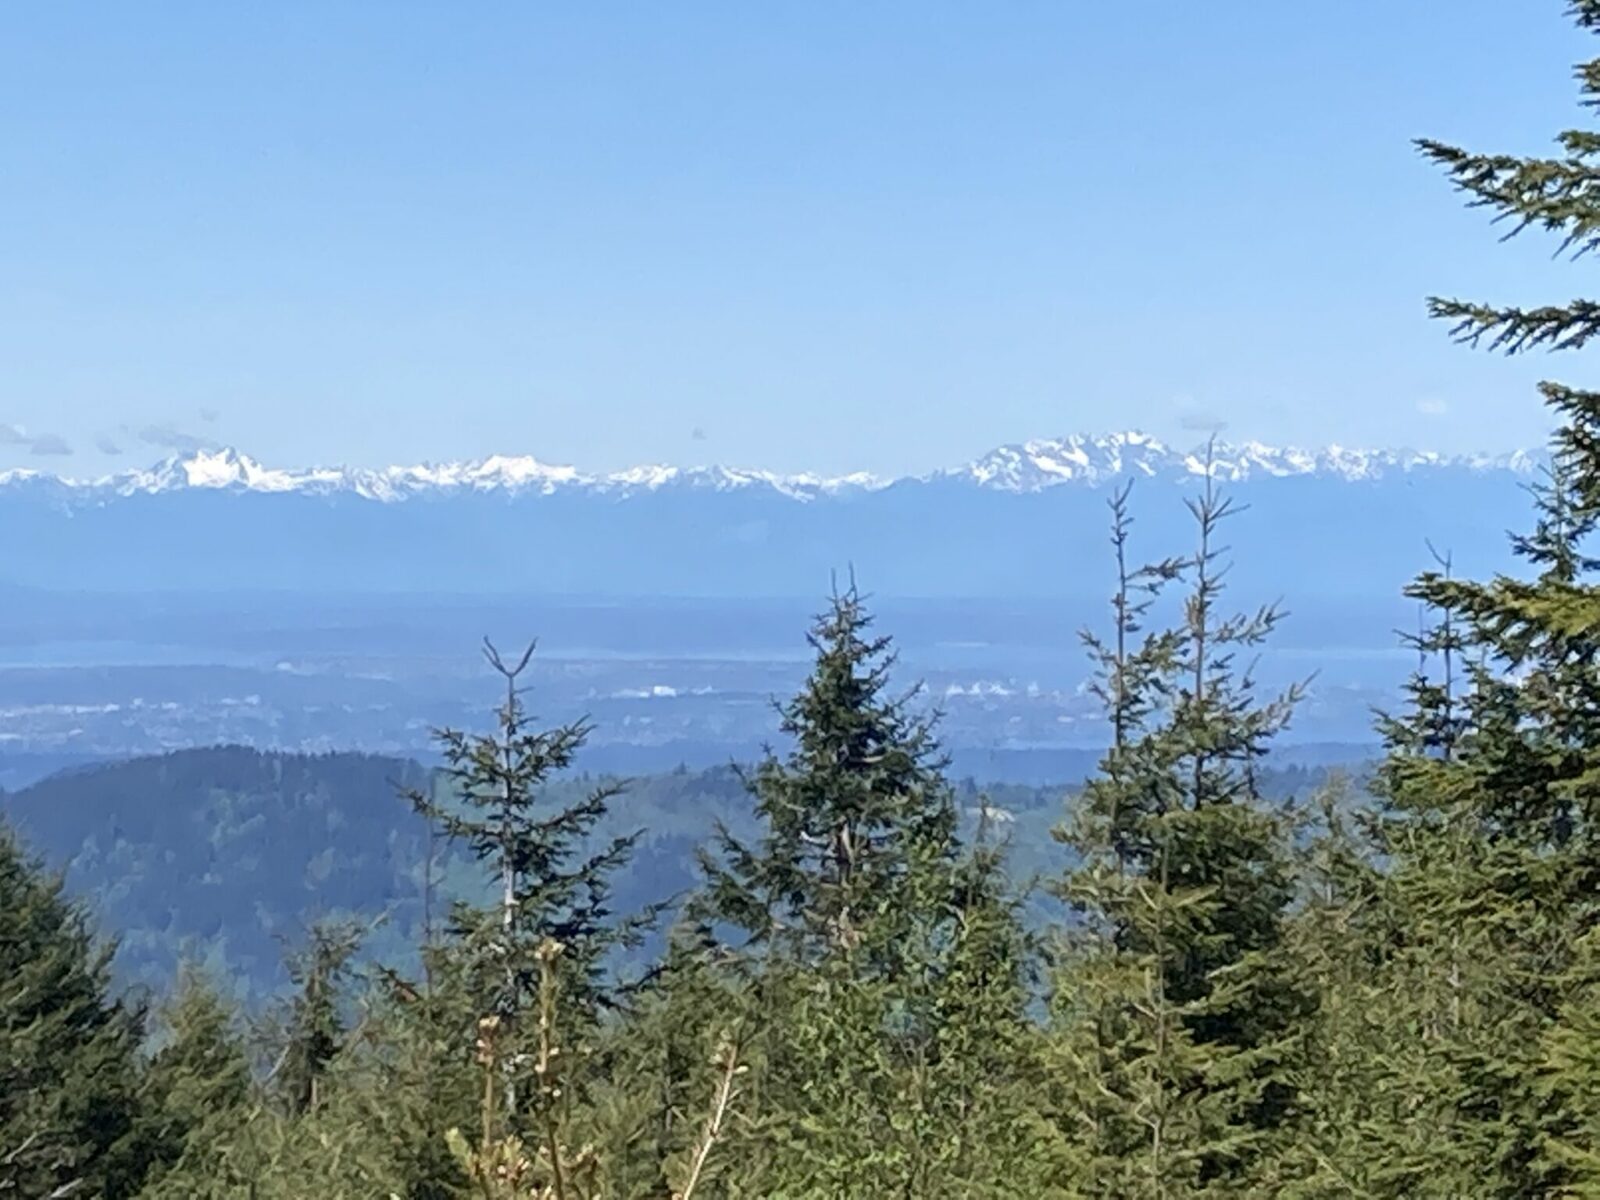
[1,3,1592,476]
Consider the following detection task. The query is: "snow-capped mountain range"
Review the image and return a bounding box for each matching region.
[0,432,1543,504]
[949,433,1539,491]
[0,431,1543,598]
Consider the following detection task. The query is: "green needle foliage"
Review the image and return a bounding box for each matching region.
[0,827,146,1200]
[410,640,659,1025]
[15,8,1600,1197]
[698,580,960,969]
[1049,468,1307,1197]
[693,581,1045,1197]
[136,969,255,1198]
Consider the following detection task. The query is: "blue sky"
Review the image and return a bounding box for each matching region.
[0,3,1591,476]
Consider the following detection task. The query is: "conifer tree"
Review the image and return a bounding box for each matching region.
[1071,481,1186,873]
[411,641,653,1014]
[699,581,959,969]
[1360,5,1600,1189]
[1419,0,1600,361]
[1263,786,1385,1197]
[583,920,749,1198]
[1360,614,1537,1194]
[914,823,1055,1194]
[1049,468,1307,1194]
[692,582,956,1194]
[214,931,448,1199]
[405,639,657,1157]
[1538,925,1600,1194]
[322,940,498,1200]
[694,581,1044,1196]
[0,822,147,1199]
[271,918,364,1117]
[137,969,255,1197]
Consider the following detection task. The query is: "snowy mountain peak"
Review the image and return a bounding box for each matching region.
[2,433,1542,505]
[154,448,266,489]
[947,433,1540,492]
[956,432,1175,488]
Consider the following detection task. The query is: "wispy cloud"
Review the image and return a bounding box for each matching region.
[1417,396,1449,417]
[1170,393,1228,436]
[138,422,217,453]
[690,425,708,442]
[28,433,73,456]
[1178,410,1228,434]
[1,423,74,456]
[199,407,220,424]
[95,433,124,456]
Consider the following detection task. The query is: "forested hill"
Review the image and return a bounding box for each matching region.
[0,748,436,995]
[0,744,1344,999]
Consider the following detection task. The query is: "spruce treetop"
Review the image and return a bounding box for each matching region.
[408,638,654,1016]
[700,579,959,963]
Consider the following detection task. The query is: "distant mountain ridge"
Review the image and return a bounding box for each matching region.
[0,430,1541,597]
[0,431,1543,505]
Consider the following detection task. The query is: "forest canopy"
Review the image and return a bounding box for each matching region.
[10,2,1600,1196]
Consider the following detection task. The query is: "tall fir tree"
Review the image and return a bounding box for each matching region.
[136,968,255,1198]
[411,640,653,1012]
[405,639,658,1163]
[698,581,959,969]
[270,917,365,1118]
[0,822,148,1199]
[695,581,1042,1196]
[1049,468,1307,1195]
[1355,4,1600,1191]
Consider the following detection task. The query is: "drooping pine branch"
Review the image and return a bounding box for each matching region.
[1416,139,1600,255]
[1426,296,1600,353]
[1573,1,1600,34]
[1416,12,1600,358]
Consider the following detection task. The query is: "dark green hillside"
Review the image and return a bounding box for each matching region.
[0,743,1347,1002]
[0,749,815,997]
[1,748,436,995]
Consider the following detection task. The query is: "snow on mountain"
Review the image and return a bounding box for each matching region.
[0,433,1545,600]
[119,448,349,495]
[10,448,898,504]
[951,432,1172,488]
[940,433,1539,491]
[3,433,1542,505]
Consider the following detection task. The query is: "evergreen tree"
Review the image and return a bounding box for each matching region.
[1418,0,1600,361]
[1049,468,1307,1194]
[1359,624,1542,1195]
[342,955,485,1199]
[913,824,1056,1195]
[1355,5,1600,1190]
[1538,926,1600,1195]
[0,822,148,1199]
[402,638,659,1171]
[271,918,364,1117]
[693,582,956,1195]
[583,920,749,1198]
[137,969,255,1198]
[1265,784,1391,1197]
[694,581,1045,1196]
[699,581,959,968]
[201,934,460,1199]
[411,641,654,1017]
